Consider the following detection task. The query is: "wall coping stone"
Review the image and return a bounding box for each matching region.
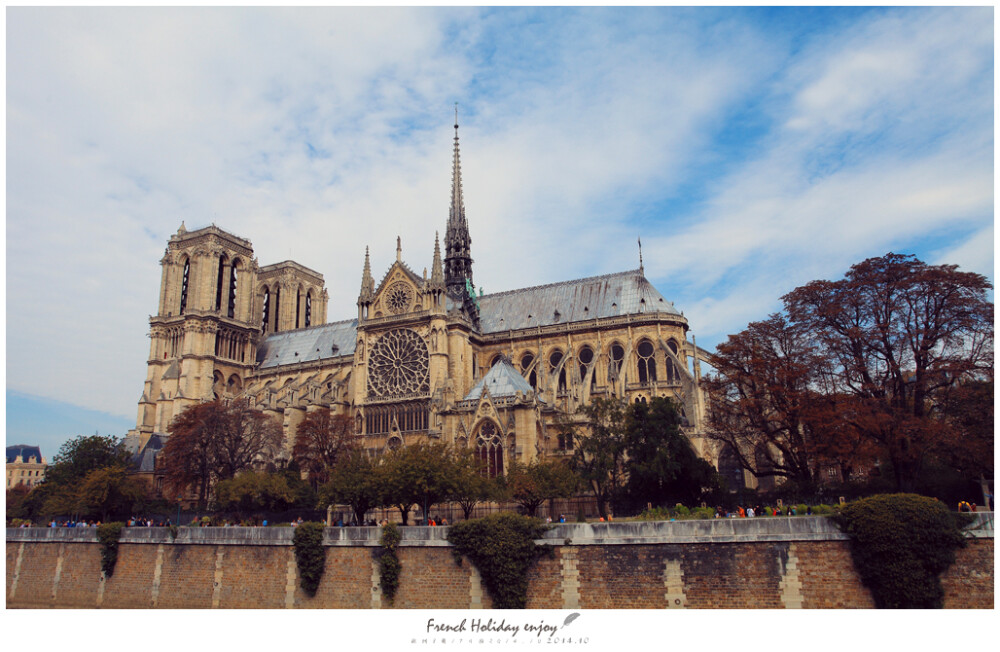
[7,513,993,546]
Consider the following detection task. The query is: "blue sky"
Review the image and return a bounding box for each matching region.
[5,6,994,459]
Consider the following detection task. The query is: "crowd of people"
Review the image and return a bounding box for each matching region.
[716,505,812,518]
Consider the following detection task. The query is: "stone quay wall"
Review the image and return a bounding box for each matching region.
[6,515,994,609]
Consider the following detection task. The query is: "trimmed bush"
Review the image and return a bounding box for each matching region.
[447,513,550,609]
[292,521,326,597]
[835,493,969,608]
[378,523,402,604]
[96,522,125,577]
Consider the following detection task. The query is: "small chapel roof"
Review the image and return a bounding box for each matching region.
[463,358,534,401]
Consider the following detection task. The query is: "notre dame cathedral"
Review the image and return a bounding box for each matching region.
[127,120,715,480]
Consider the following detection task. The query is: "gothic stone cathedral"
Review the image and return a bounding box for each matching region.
[129,123,713,480]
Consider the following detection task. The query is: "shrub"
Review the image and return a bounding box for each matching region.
[834,493,969,608]
[96,522,125,577]
[378,523,402,604]
[292,521,326,597]
[447,513,551,609]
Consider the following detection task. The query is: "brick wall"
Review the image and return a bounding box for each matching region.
[6,517,993,609]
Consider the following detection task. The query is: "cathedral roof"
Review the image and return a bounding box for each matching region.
[255,270,680,370]
[477,269,680,333]
[256,318,358,369]
[463,358,534,401]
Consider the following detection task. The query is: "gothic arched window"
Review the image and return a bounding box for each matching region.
[637,339,657,385]
[296,288,302,329]
[179,258,190,315]
[608,343,625,381]
[476,421,504,477]
[227,260,239,318]
[549,349,567,392]
[305,292,312,328]
[520,352,537,389]
[274,287,281,333]
[215,255,227,311]
[578,346,596,388]
[666,339,680,383]
[261,286,271,332]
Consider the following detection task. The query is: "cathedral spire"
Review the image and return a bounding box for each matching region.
[444,107,473,302]
[359,246,375,304]
[431,231,445,288]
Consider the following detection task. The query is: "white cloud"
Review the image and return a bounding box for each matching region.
[5,7,993,420]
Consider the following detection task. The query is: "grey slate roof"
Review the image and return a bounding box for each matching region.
[254,270,679,371]
[477,269,680,332]
[464,358,535,401]
[124,434,168,473]
[257,319,358,369]
[6,445,43,464]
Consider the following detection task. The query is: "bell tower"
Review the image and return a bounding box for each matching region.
[134,223,261,438]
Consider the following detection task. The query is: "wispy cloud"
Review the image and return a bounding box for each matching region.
[6,7,992,422]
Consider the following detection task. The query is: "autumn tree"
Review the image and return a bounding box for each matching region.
[292,408,356,489]
[704,314,840,492]
[75,466,147,522]
[162,400,282,509]
[214,471,295,518]
[783,253,993,492]
[502,458,579,517]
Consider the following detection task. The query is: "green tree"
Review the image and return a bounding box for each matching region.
[449,448,499,520]
[319,448,381,525]
[566,398,629,519]
[622,397,719,510]
[214,471,295,518]
[503,459,579,517]
[45,434,131,487]
[379,442,455,524]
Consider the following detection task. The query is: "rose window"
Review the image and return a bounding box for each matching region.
[385,281,414,315]
[367,328,430,398]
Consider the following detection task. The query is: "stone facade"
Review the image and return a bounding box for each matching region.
[126,123,717,482]
[6,445,47,490]
[6,517,994,609]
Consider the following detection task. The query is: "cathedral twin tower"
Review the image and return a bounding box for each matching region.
[132,120,708,477]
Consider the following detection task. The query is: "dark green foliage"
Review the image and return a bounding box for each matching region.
[378,523,402,603]
[292,521,326,597]
[835,493,969,608]
[621,397,720,511]
[96,522,125,577]
[319,448,381,525]
[47,434,131,486]
[447,513,550,609]
[568,397,720,516]
[502,459,579,516]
